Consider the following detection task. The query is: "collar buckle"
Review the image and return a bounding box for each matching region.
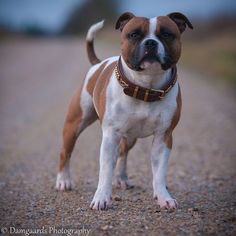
[151,89,165,99]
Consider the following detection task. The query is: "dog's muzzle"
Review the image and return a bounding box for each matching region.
[134,39,162,70]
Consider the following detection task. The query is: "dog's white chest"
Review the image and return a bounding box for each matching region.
[121,106,166,137]
[104,77,178,138]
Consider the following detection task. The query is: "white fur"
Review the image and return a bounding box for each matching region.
[86,20,105,42]
[121,56,172,89]
[59,17,180,210]
[81,56,119,125]
[104,70,178,138]
[91,56,119,115]
[84,56,118,91]
[90,54,179,209]
[79,63,102,131]
[90,129,119,210]
[56,162,72,190]
[149,17,157,37]
[151,134,178,208]
[113,139,135,189]
[141,17,165,63]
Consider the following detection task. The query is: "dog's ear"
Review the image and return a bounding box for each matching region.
[115,12,135,31]
[167,12,193,33]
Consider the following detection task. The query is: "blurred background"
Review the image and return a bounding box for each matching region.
[0,1,236,234]
[0,0,236,84]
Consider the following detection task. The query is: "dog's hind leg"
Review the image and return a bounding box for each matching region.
[56,84,98,191]
[113,137,136,190]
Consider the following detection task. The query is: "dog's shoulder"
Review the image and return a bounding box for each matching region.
[85,57,118,96]
[84,56,118,121]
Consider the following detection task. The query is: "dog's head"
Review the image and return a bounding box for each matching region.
[116,12,193,72]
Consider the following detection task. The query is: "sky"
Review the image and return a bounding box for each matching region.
[120,0,236,19]
[0,0,235,33]
[0,0,85,33]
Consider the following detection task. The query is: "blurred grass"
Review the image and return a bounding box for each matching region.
[181,30,236,86]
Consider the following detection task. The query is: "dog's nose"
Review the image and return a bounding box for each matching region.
[145,39,158,49]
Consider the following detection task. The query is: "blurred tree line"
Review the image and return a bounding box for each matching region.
[63,0,119,35]
[0,0,118,37]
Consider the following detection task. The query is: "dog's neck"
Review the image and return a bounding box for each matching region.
[120,56,172,90]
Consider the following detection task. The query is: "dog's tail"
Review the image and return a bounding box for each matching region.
[86,20,104,65]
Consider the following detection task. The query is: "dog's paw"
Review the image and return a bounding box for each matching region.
[90,190,112,210]
[113,176,134,190]
[55,172,72,191]
[154,192,178,210]
[155,196,178,209]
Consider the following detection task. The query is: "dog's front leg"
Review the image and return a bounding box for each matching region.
[90,129,120,210]
[151,133,178,209]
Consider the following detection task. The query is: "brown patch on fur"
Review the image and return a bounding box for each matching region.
[87,61,108,96]
[59,83,84,171]
[116,12,135,31]
[120,16,182,69]
[86,41,100,65]
[157,16,181,37]
[119,137,128,156]
[119,137,137,156]
[167,13,193,34]
[164,85,182,149]
[157,16,182,63]
[120,17,149,69]
[93,61,117,122]
[59,151,67,172]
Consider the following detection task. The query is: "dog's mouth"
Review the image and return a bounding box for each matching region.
[138,52,161,70]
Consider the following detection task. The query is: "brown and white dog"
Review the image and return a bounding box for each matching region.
[56,12,193,210]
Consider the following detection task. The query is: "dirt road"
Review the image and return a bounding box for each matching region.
[0,38,235,235]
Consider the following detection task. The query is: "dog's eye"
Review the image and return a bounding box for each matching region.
[128,31,141,40]
[130,32,138,38]
[161,30,175,40]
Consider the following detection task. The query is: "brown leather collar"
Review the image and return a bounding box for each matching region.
[115,57,177,102]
